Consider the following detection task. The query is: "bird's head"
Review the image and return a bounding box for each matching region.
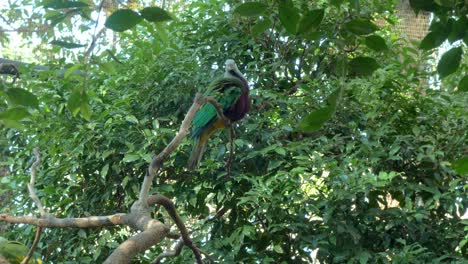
[224,59,246,80]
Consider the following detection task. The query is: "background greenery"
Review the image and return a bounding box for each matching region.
[0,0,467,263]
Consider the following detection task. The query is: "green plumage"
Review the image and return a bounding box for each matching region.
[187,77,247,170]
[191,77,245,138]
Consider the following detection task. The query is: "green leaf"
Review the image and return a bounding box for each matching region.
[234,2,267,17]
[99,62,116,74]
[298,107,334,132]
[409,0,439,13]
[344,18,378,35]
[251,18,272,37]
[349,57,380,76]
[298,88,342,132]
[273,244,284,253]
[365,35,387,51]
[458,75,468,92]
[0,119,25,130]
[278,0,300,34]
[80,101,92,121]
[105,9,143,32]
[140,7,172,22]
[64,64,83,79]
[419,31,447,50]
[448,17,467,43]
[50,40,85,49]
[43,0,89,9]
[437,47,462,78]
[5,88,39,108]
[297,9,324,34]
[452,156,468,175]
[0,107,30,121]
[100,164,109,178]
[67,90,83,115]
[123,154,139,162]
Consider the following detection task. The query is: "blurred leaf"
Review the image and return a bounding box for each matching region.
[349,57,380,76]
[0,108,30,121]
[80,101,92,121]
[252,18,272,36]
[43,0,89,9]
[448,16,467,43]
[298,88,341,132]
[67,90,83,115]
[105,9,142,32]
[123,154,139,162]
[365,35,387,51]
[344,18,378,35]
[278,0,300,34]
[50,40,85,49]
[64,64,83,79]
[5,88,39,108]
[452,156,468,175]
[297,9,324,34]
[437,47,462,78]
[140,7,172,22]
[458,75,468,92]
[409,0,439,13]
[234,2,267,16]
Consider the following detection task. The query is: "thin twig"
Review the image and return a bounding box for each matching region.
[20,227,42,264]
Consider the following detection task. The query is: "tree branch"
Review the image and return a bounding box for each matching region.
[103,226,169,264]
[20,227,42,264]
[148,194,203,264]
[27,148,47,216]
[0,213,128,227]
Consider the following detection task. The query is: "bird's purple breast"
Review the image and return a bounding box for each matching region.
[225,90,250,122]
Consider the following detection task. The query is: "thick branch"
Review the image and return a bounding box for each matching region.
[0,213,128,228]
[103,226,169,264]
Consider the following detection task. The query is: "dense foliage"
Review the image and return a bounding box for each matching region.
[1,0,467,263]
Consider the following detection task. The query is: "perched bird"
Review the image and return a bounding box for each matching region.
[187,59,250,170]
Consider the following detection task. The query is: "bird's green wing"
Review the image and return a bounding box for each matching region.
[192,77,244,135]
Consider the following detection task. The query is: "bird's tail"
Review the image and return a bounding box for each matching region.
[187,119,225,170]
[187,134,209,170]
